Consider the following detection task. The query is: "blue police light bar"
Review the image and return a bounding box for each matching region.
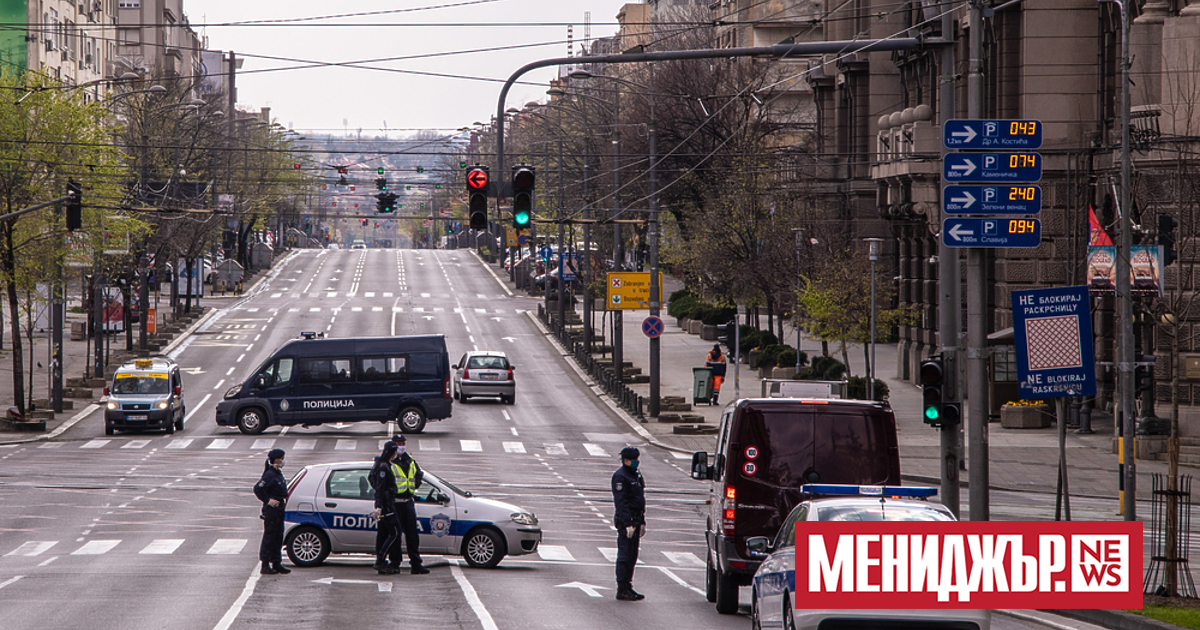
[801,484,938,498]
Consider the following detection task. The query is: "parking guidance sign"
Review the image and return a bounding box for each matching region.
[1012,285,1096,399]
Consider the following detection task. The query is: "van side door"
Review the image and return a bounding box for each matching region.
[297,357,358,424]
[255,358,298,425]
[357,355,408,421]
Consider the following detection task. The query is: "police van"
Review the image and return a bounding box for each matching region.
[104,357,186,435]
[215,334,452,435]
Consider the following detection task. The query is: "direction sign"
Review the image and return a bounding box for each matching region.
[642,316,664,338]
[943,119,1043,150]
[943,153,1042,183]
[942,185,1041,215]
[539,246,552,260]
[466,168,489,190]
[942,217,1041,248]
[1012,285,1095,399]
[606,272,664,311]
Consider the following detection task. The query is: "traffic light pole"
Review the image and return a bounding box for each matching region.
[937,0,961,519]
[966,0,989,522]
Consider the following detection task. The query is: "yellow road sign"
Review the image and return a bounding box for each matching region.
[507,228,518,247]
[606,272,663,311]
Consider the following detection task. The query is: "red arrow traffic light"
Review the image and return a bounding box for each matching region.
[467,168,489,190]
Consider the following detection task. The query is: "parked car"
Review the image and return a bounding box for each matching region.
[283,463,541,569]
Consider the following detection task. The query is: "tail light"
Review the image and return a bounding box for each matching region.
[507,367,514,381]
[463,367,470,381]
[103,386,109,396]
[722,484,737,536]
[443,375,451,398]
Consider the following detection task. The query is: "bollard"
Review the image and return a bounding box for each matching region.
[1077,397,1093,434]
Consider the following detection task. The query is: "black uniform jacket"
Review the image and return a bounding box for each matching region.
[611,465,646,528]
[258,467,288,514]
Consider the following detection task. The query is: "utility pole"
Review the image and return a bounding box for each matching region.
[648,123,660,417]
[1117,0,1136,521]
[937,0,962,518]
[612,110,623,384]
[967,0,990,521]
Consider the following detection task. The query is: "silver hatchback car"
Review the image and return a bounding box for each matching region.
[283,462,541,569]
[453,351,515,404]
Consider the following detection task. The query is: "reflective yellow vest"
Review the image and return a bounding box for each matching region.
[392,460,418,495]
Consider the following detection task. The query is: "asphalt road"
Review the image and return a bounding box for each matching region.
[0,249,1080,630]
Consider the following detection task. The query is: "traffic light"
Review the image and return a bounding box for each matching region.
[416,166,424,174]
[303,218,311,234]
[512,165,534,228]
[376,192,397,213]
[1135,354,1155,395]
[377,167,384,175]
[715,320,735,349]
[1158,213,1179,266]
[919,356,945,425]
[467,166,489,231]
[375,177,387,191]
[65,179,82,231]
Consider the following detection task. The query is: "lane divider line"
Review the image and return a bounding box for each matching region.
[450,561,499,630]
[212,565,262,630]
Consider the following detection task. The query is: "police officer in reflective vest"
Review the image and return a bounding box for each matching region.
[391,434,429,574]
[612,446,646,601]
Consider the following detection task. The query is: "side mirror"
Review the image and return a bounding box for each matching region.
[691,452,712,480]
[436,493,450,504]
[452,364,459,370]
[746,536,771,559]
[253,375,268,389]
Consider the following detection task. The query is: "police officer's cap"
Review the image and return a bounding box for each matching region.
[392,434,407,443]
[619,446,640,460]
[267,448,286,462]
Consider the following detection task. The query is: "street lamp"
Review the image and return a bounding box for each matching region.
[865,238,884,401]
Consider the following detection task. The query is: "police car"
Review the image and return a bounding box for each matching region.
[748,485,991,630]
[104,357,186,435]
[283,461,541,569]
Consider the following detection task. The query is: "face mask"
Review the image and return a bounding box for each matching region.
[274,460,284,470]
[629,460,639,471]
[397,446,406,455]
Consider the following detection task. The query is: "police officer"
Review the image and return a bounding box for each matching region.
[371,441,401,574]
[257,448,291,575]
[390,434,429,574]
[612,446,646,601]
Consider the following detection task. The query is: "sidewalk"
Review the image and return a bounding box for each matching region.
[0,254,289,444]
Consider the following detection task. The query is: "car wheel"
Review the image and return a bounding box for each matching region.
[783,594,796,630]
[164,418,175,434]
[398,407,426,434]
[705,551,717,603]
[462,527,506,568]
[105,423,114,436]
[285,526,330,567]
[751,588,762,630]
[715,566,739,614]
[453,388,461,402]
[175,411,184,431]
[503,394,515,405]
[237,408,268,435]
[459,394,469,403]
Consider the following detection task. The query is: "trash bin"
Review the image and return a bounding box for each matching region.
[692,367,713,405]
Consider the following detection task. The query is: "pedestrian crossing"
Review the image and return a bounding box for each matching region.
[47,437,654,458]
[237,306,524,315]
[2,537,703,567]
[258,293,510,301]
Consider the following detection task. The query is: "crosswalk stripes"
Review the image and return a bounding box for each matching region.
[81,440,108,449]
[251,439,275,451]
[335,439,356,451]
[460,440,482,452]
[598,547,645,565]
[121,440,151,449]
[661,551,706,567]
[537,545,575,561]
[545,443,568,456]
[502,441,525,454]
[583,443,608,457]
[6,542,55,556]
[140,539,184,555]
[670,452,692,460]
[166,439,192,449]
[293,439,316,450]
[207,539,248,555]
[419,439,441,452]
[72,540,120,555]
[207,439,235,450]
[63,436,642,457]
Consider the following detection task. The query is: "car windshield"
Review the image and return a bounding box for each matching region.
[425,473,472,497]
[112,374,169,395]
[467,356,507,370]
[817,502,955,522]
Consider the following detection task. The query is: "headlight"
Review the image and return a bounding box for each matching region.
[156,401,169,410]
[224,385,242,399]
[106,401,117,410]
[510,512,538,526]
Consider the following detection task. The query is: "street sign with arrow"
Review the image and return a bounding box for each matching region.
[942,185,1041,215]
[942,217,1041,248]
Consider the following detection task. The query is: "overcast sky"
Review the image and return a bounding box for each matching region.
[185,0,634,136]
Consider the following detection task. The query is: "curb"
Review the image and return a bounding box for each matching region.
[1040,608,1183,630]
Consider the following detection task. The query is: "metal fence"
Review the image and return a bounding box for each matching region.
[1144,473,1197,597]
[540,305,645,420]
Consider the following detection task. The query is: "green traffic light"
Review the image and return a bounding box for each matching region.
[459,161,468,168]
[416,166,424,174]
[514,210,531,226]
[924,406,939,421]
[377,167,384,174]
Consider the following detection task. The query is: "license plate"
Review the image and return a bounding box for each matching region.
[480,374,498,381]
[126,414,148,421]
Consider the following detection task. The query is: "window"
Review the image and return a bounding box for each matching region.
[774,505,808,549]
[298,358,352,384]
[467,355,508,370]
[408,353,441,379]
[260,358,294,387]
[118,1,140,7]
[326,469,373,500]
[359,356,408,382]
[119,28,140,47]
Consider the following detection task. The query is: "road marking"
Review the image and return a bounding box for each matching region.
[166,439,192,449]
[544,443,568,456]
[37,443,63,448]
[412,307,424,313]
[537,545,575,561]
[662,551,705,567]
[365,292,375,297]
[309,307,321,312]
[327,292,338,298]
[475,308,486,314]
[140,539,185,555]
[555,581,609,598]
[6,541,56,556]
[583,443,607,457]
[460,440,482,452]
[185,393,212,424]
[502,441,525,454]
[207,539,247,555]
[251,439,276,450]
[207,439,235,450]
[213,378,226,390]
[122,440,152,449]
[351,307,362,312]
[421,293,430,298]
[419,439,441,452]
[655,565,707,596]
[372,306,383,312]
[312,577,392,592]
[335,439,356,450]
[383,292,393,297]
[293,439,317,450]
[0,576,22,592]
[72,540,120,555]
[671,451,692,459]
[598,547,645,564]
[80,440,109,449]
[450,563,499,630]
[213,562,262,630]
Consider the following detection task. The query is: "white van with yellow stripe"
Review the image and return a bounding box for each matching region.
[104,357,186,435]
